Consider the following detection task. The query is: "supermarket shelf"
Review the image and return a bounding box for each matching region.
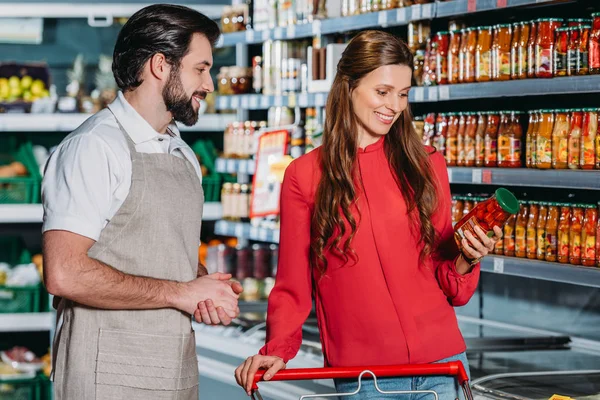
[447,167,600,190]
[0,313,54,332]
[481,256,600,289]
[0,1,225,20]
[214,220,279,243]
[215,92,328,111]
[215,157,255,174]
[0,113,236,132]
[0,202,223,223]
[436,0,559,18]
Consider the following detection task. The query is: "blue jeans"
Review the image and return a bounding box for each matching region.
[333,352,470,400]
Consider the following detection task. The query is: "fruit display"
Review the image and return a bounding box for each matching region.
[0,76,49,104]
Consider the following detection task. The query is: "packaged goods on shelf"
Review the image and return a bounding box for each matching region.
[221,4,250,33]
[221,182,252,222]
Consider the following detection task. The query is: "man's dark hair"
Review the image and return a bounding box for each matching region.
[112,4,220,91]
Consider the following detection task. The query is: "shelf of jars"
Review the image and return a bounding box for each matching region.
[214,220,280,243]
[215,92,328,111]
[216,0,560,48]
[0,113,236,132]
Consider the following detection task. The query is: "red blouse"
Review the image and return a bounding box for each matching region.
[259,137,480,367]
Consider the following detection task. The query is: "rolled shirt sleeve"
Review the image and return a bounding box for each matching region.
[42,134,121,241]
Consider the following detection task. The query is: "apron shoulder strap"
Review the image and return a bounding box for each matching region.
[107,107,139,159]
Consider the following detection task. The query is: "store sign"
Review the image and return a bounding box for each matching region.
[250,130,291,218]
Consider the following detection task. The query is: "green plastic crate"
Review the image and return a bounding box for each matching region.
[0,140,42,204]
[0,285,41,314]
[0,377,39,400]
[202,174,221,203]
[38,375,52,400]
[0,236,31,266]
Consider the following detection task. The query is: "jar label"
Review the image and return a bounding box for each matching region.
[568,49,578,74]
[545,231,557,257]
[504,225,515,253]
[584,235,596,260]
[590,40,600,69]
[485,137,497,162]
[537,136,552,164]
[558,230,570,257]
[537,47,552,74]
[579,51,589,71]
[478,51,492,78]
[570,233,581,259]
[582,137,595,166]
[437,55,448,81]
[446,137,458,162]
[518,47,528,76]
[500,51,511,76]
[515,225,526,250]
[557,137,569,164]
[455,216,493,245]
[537,229,546,257]
[499,137,521,163]
[554,52,567,74]
[464,136,475,162]
[511,48,519,76]
[568,134,581,166]
[450,54,460,82]
[526,226,537,254]
[476,136,486,162]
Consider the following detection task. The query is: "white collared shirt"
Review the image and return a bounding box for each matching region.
[41,92,202,241]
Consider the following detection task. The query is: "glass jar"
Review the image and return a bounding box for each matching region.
[445,113,459,166]
[221,6,233,34]
[475,112,488,167]
[462,197,474,219]
[536,202,549,261]
[551,109,570,169]
[484,112,500,167]
[503,214,517,257]
[526,201,540,259]
[448,30,462,84]
[466,28,478,83]
[464,113,478,167]
[452,196,465,223]
[433,113,448,155]
[498,111,523,168]
[525,110,538,168]
[217,67,233,95]
[518,21,531,79]
[408,21,431,52]
[590,13,600,74]
[493,23,512,81]
[476,26,493,82]
[536,109,555,169]
[414,50,426,87]
[458,28,469,83]
[423,112,436,146]
[423,36,437,86]
[569,205,584,265]
[568,109,583,170]
[527,20,538,78]
[511,22,521,80]
[567,26,580,76]
[582,205,598,266]
[545,203,559,262]
[230,67,252,94]
[554,27,569,77]
[436,32,450,85]
[557,203,571,263]
[515,202,529,258]
[454,188,520,251]
[581,108,597,170]
[535,18,563,78]
[578,25,591,75]
[457,113,468,167]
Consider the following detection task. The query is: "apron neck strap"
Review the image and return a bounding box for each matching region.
[108,107,139,156]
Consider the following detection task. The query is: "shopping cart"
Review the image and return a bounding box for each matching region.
[251,362,474,400]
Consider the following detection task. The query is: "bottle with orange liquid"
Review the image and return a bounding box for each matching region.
[569,205,584,265]
[515,202,529,258]
[557,203,571,263]
[536,202,549,260]
[526,201,540,259]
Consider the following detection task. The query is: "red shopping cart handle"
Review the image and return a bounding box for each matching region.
[252,361,469,390]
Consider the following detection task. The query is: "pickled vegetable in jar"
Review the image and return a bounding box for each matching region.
[536,202,549,260]
[452,196,465,223]
[554,27,569,77]
[498,111,523,168]
[590,13,600,75]
[436,32,450,85]
[580,108,597,170]
[475,112,488,167]
[569,205,584,265]
[536,110,555,169]
[515,202,529,258]
[525,110,538,168]
[449,30,462,84]
[551,109,570,169]
[503,213,517,257]
[578,25,591,75]
[433,113,448,155]
[457,113,468,167]
[484,112,500,167]
[493,24,512,81]
[567,26,580,76]
[526,201,540,259]
[464,113,478,167]
[557,203,571,263]
[511,22,521,80]
[462,197,474,218]
[454,188,520,251]
[466,28,478,83]
[446,113,459,166]
[476,26,493,82]
[536,18,563,78]
[545,203,559,262]
[527,20,538,78]
[568,109,583,170]
[582,205,598,267]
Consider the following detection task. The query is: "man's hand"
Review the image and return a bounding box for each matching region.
[171,272,239,319]
[195,277,244,326]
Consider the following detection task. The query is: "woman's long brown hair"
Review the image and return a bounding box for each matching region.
[311,30,439,274]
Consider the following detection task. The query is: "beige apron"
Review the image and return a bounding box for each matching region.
[52,113,204,399]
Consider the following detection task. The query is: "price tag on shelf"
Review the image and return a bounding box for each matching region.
[250,226,259,239]
[288,93,297,107]
[298,93,308,107]
[411,4,422,20]
[413,87,424,102]
[249,96,259,109]
[239,160,248,174]
[241,96,249,109]
[439,85,450,100]
[493,257,505,273]
[497,0,507,7]
[245,30,255,42]
[422,3,433,19]
[248,161,256,175]
[260,96,270,109]
[216,158,226,172]
[312,20,321,36]
[396,7,407,23]
[287,24,296,39]
[468,0,477,12]
[262,29,270,41]
[227,159,236,173]
[231,96,240,109]
[482,169,493,184]
[447,168,453,183]
[274,27,283,39]
[218,96,227,110]
[472,169,482,183]
[235,224,244,238]
[316,93,326,106]
[273,230,280,243]
[274,96,283,107]
[378,11,388,28]
[258,229,269,241]
[428,87,438,101]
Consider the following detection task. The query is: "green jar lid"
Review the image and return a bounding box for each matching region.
[592,12,600,18]
[437,31,450,36]
[555,109,569,113]
[478,26,493,30]
[539,109,555,113]
[568,18,592,23]
[495,188,520,215]
[581,107,597,112]
[529,200,538,205]
[571,108,584,113]
[536,18,563,22]
[496,23,512,28]
[579,25,592,29]
[451,29,462,34]
[556,27,570,32]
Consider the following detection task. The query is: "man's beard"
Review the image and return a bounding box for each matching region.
[162,68,206,127]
